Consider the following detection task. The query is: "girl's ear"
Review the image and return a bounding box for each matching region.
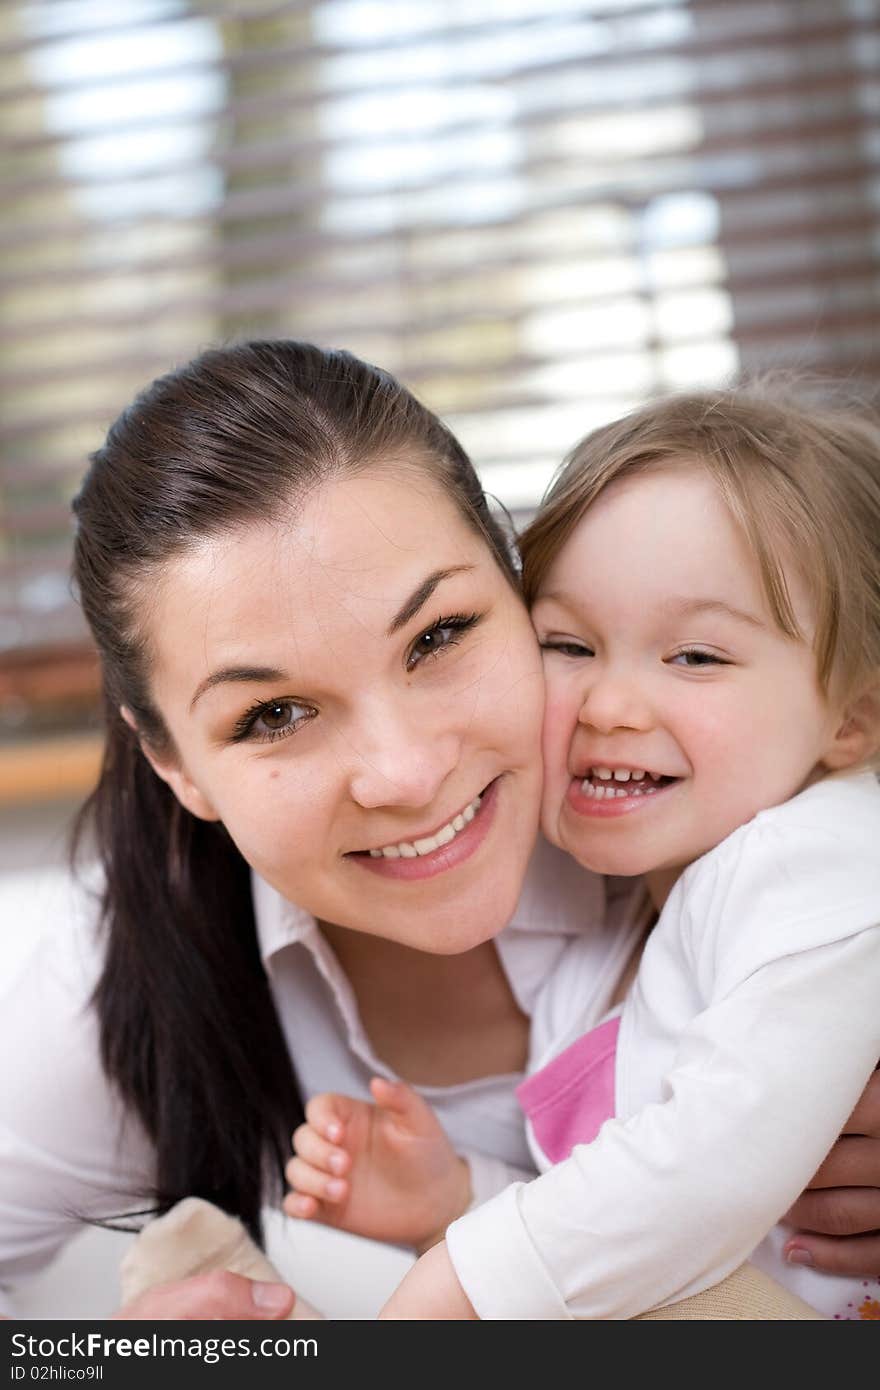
[822,684,880,772]
[119,705,221,822]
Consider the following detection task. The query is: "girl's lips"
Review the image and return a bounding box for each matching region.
[349,776,501,881]
[566,774,681,819]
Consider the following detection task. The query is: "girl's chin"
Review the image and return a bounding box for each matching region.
[555,826,650,879]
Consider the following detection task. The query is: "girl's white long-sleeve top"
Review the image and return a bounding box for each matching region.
[446,772,880,1320]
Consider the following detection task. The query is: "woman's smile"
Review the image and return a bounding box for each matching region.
[349,774,502,880]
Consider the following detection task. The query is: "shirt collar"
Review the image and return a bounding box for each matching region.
[252,833,602,971]
[252,869,318,966]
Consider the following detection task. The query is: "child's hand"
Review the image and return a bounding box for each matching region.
[379,1241,478,1319]
[283,1077,471,1251]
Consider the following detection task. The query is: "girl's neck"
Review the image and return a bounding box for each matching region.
[645,866,684,913]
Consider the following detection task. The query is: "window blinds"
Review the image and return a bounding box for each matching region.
[1,0,878,731]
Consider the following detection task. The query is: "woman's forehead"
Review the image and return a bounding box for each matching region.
[146,472,491,674]
[183,472,479,587]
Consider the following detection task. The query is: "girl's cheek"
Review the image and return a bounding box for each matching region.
[540,688,575,768]
[538,697,574,844]
[539,786,566,847]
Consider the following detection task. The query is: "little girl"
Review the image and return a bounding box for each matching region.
[288,385,880,1319]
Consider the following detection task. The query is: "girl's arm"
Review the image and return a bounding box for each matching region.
[442,929,880,1319]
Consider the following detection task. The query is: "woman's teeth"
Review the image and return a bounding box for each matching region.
[368,794,482,859]
[581,767,670,799]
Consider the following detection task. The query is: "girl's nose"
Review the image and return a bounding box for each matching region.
[578,668,653,736]
[348,712,461,810]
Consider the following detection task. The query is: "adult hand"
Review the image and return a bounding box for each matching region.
[784,1067,880,1276]
[113,1269,295,1320]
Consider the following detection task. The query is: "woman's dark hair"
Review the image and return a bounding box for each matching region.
[70,339,516,1242]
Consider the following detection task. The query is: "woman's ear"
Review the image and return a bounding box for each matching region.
[822,684,880,772]
[119,705,221,822]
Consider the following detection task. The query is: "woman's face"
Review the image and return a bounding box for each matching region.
[140,466,545,953]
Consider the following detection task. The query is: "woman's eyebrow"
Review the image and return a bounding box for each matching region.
[386,565,475,636]
[190,664,285,712]
[188,566,476,709]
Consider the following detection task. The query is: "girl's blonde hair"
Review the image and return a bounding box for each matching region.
[519,382,880,711]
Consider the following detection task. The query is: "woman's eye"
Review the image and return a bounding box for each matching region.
[539,639,594,658]
[406,613,480,671]
[233,698,315,743]
[669,648,727,668]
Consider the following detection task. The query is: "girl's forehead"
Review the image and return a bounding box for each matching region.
[533,463,820,648]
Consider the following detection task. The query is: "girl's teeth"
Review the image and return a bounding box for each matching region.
[368,794,482,858]
[580,777,665,800]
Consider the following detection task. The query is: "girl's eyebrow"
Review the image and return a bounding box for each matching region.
[386,565,475,636]
[663,596,765,629]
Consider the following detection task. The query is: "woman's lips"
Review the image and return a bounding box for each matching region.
[349,777,501,881]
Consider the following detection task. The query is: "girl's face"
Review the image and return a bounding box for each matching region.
[140,467,545,954]
[531,463,847,905]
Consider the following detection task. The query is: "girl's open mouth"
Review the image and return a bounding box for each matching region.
[580,768,679,800]
[568,768,682,818]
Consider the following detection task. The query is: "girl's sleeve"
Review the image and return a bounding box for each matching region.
[445,812,880,1319]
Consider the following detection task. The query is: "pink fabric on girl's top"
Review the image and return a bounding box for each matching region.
[515,1016,620,1164]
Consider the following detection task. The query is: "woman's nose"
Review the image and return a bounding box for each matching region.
[347,711,461,810]
[578,667,653,735]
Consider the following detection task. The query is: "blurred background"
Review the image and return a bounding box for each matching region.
[1,0,879,847]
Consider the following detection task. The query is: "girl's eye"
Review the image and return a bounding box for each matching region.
[232,698,316,744]
[669,648,728,668]
[539,639,594,659]
[406,613,481,671]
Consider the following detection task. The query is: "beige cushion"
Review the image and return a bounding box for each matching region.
[122,1197,823,1320]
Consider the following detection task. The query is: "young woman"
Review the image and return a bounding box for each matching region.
[1,343,877,1320]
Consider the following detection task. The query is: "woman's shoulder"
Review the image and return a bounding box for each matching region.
[0,861,106,1016]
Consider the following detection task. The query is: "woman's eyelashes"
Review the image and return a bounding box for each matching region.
[229,612,483,745]
[231,697,316,744]
[405,612,482,671]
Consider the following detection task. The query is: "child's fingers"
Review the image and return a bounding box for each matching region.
[370,1076,436,1129]
[303,1092,349,1144]
[282,1190,320,1221]
[292,1122,350,1178]
[285,1154,348,1205]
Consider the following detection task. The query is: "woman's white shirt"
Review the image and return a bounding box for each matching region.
[0,837,621,1314]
